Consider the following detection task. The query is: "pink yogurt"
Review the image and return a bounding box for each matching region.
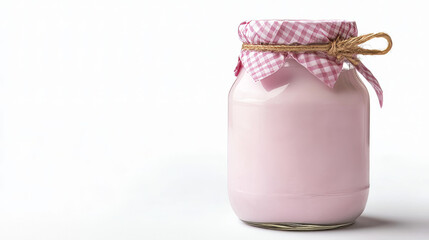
[228,59,370,225]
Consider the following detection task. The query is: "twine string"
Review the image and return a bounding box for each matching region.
[241,32,392,65]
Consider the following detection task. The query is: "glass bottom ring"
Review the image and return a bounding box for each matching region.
[242,220,354,231]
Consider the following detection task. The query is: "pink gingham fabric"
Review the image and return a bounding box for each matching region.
[234,20,384,107]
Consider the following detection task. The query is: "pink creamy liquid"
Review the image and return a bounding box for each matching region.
[228,59,370,224]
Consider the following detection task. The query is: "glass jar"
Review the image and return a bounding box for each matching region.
[227,20,388,230]
[228,59,369,229]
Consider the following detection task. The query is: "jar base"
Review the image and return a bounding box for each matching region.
[242,220,354,231]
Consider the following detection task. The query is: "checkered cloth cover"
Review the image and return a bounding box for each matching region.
[234,20,383,106]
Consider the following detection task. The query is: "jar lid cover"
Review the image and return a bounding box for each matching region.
[234,20,385,107]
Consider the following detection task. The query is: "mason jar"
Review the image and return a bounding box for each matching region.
[227,20,390,230]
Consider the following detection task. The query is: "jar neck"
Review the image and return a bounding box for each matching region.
[283,59,354,70]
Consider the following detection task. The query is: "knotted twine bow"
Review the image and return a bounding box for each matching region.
[242,32,392,66]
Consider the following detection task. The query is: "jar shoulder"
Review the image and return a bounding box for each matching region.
[229,63,369,106]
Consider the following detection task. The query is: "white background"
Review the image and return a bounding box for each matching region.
[0,0,428,239]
